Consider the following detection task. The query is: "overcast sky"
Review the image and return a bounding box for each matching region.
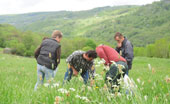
[0,0,160,15]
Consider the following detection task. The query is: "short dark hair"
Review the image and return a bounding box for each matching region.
[85,50,97,58]
[114,32,124,39]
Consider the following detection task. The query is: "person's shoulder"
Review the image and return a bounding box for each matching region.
[42,38,51,43]
[125,39,133,46]
[126,40,131,44]
[73,50,85,55]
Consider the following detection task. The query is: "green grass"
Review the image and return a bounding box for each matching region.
[0,52,170,104]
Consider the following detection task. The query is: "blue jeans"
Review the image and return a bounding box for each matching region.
[126,70,129,75]
[34,64,55,91]
[63,67,89,84]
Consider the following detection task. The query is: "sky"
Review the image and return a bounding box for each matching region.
[0,0,160,15]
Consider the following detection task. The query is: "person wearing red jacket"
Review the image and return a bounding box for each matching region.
[96,45,128,91]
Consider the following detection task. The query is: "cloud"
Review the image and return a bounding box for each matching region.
[0,0,160,15]
[19,0,44,8]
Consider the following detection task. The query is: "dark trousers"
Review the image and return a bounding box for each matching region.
[105,61,128,87]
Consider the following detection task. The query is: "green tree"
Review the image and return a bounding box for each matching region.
[85,39,96,49]
[146,44,156,57]
[82,46,93,51]
[154,38,169,58]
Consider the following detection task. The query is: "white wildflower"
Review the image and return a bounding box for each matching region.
[78,76,84,82]
[69,88,76,92]
[118,64,125,70]
[107,77,112,81]
[123,75,137,95]
[95,65,100,67]
[44,83,49,87]
[75,94,81,98]
[87,86,92,91]
[110,61,117,66]
[53,83,60,87]
[97,62,102,65]
[79,69,83,73]
[58,88,68,94]
[104,66,110,71]
[144,95,148,101]
[110,93,115,97]
[94,59,100,64]
[142,81,144,85]
[107,96,111,101]
[117,78,123,84]
[75,95,90,102]
[148,64,152,70]
[117,92,121,97]
[81,96,90,102]
[95,74,100,77]
[140,87,144,91]
[137,78,140,84]
[95,74,103,80]
[101,58,106,64]
[112,85,118,88]
[51,78,54,81]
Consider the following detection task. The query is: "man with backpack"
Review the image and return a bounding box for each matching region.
[34,30,62,90]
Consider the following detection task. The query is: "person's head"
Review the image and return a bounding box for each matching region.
[114,32,124,43]
[51,30,63,43]
[83,50,97,61]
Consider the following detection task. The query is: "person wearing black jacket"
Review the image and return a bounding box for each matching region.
[114,32,134,75]
[34,30,62,91]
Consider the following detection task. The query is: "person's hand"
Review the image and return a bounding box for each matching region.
[73,69,78,76]
[71,66,78,76]
[117,42,122,48]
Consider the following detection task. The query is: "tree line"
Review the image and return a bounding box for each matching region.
[134,37,170,58]
[0,24,112,58]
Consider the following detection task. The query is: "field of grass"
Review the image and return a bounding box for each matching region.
[0,51,170,104]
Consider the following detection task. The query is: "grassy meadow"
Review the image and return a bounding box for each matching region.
[0,49,170,104]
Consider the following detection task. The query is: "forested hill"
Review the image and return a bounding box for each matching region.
[0,5,137,35]
[0,0,170,46]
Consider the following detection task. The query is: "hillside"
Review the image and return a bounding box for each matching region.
[0,0,170,46]
[0,6,137,35]
[0,6,138,42]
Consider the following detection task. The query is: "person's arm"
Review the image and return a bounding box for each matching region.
[70,65,78,76]
[56,45,61,65]
[34,45,42,59]
[124,41,134,62]
[115,43,122,53]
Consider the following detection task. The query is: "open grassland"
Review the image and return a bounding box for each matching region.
[0,51,170,104]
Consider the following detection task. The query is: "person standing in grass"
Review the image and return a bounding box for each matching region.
[114,32,134,75]
[63,50,97,84]
[34,30,63,91]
